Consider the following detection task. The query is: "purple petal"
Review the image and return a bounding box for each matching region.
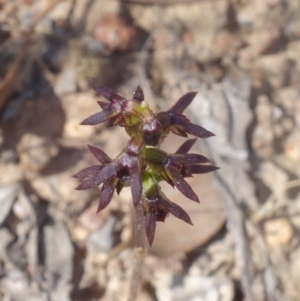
[176,139,197,154]
[133,86,144,102]
[188,165,220,174]
[73,165,103,179]
[129,160,142,207]
[145,214,156,246]
[80,111,111,125]
[88,145,111,163]
[160,197,193,225]
[169,92,197,114]
[168,165,199,203]
[97,181,115,213]
[93,86,124,102]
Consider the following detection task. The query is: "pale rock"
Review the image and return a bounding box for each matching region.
[0,163,24,185]
[61,92,99,139]
[88,216,116,252]
[168,275,234,301]
[273,154,300,178]
[31,171,90,206]
[284,127,300,162]
[275,88,300,116]
[264,218,293,248]
[288,247,300,299]
[256,95,272,123]
[78,202,110,231]
[238,27,282,68]
[0,184,19,225]
[255,54,291,89]
[285,19,300,40]
[132,0,228,34]
[259,161,288,200]
[54,67,77,96]
[93,14,137,51]
[0,228,14,261]
[13,190,34,220]
[70,223,90,243]
[189,233,235,277]
[214,31,245,57]
[18,133,59,172]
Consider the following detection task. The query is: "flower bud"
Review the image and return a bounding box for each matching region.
[142,118,162,146]
[143,148,168,166]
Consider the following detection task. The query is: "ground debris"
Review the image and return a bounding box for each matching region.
[1,0,300,300]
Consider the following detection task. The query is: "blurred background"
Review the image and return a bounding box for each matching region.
[0,0,300,300]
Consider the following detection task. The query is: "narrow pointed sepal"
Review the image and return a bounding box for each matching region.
[87,145,111,163]
[145,214,156,246]
[184,122,215,138]
[172,115,215,138]
[80,111,111,125]
[188,165,220,174]
[75,163,119,190]
[174,153,211,165]
[72,165,103,179]
[129,160,142,207]
[93,86,124,102]
[160,196,193,225]
[75,177,99,190]
[168,165,200,203]
[97,101,110,110]
[169,92,197,114]
[176,138,197,154]
[97,181,115,213]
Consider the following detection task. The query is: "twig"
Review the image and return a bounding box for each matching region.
[0,0,66,112]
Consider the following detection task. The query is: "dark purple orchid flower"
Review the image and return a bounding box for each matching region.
[156,92,215,139]
[74,139,143,211]
[81,86,161,146]
[143,182,192,245]
[81,86,126,127]
[75,86,219,246]
[143,146,219,203]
